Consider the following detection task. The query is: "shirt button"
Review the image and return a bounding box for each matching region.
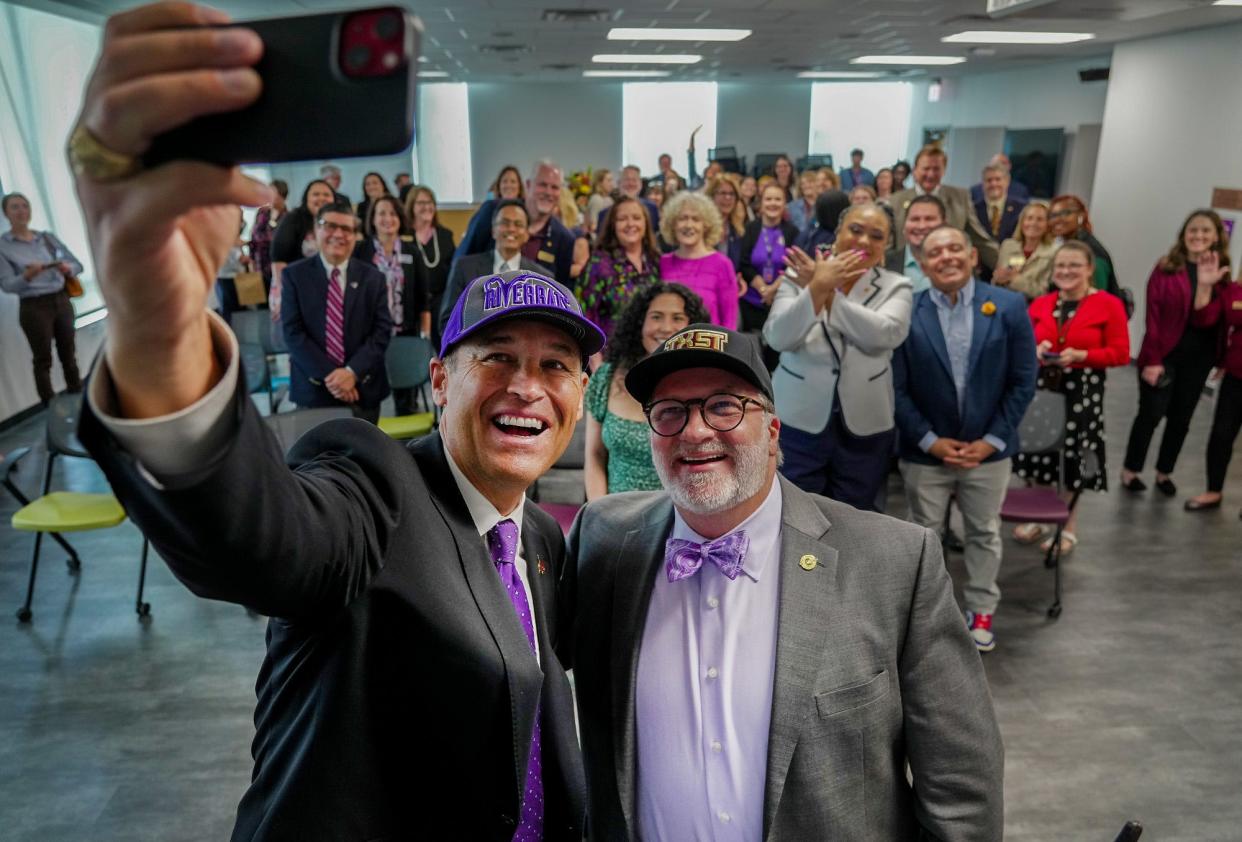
[706,667,718,679]
[706,596,719,609]
[718,810,731,823]
[711,740,722,753]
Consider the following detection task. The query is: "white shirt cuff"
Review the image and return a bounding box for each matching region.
[918,431,938,453]
[983,434,1007,454]
[88,310,242,481]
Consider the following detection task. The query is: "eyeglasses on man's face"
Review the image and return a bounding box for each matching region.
[644,392,767,437]
[317,219,357,235]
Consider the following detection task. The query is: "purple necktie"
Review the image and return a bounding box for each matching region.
[664,531,750,583]
[487,519,543,841]
[325,266,345,365]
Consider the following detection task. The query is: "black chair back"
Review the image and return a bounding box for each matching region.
[263,407,353,455]
[45,394,89,459]
[386,335,435,391]
[1017,389,1066,456]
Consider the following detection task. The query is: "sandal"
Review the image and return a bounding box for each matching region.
[1012,523,1049,544]
[1040,531,1077,556]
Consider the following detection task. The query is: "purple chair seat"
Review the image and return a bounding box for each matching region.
[537,502,581,534]
[1000,486,1069,524]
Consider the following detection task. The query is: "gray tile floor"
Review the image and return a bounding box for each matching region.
[0,371,1238,841]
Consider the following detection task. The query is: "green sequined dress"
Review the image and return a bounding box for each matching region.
[586,362,662,494]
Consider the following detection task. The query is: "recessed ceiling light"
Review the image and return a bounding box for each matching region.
[583,69,672,78]
[1212,1,1242,5]
[592,54,702,64]
[419,70,449,78]
[797,71,886,79]
[942,31,1094,44]
[607,27,751,42]
[851,55,967,66]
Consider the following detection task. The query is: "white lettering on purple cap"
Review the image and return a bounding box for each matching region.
[482,274,572,314]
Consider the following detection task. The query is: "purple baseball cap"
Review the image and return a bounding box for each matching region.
[439,269,606,359]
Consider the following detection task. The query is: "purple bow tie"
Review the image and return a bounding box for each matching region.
[665,532,750,583]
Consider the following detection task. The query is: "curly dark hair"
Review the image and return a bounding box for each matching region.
[597,197,661,266]
[604,282,711,371]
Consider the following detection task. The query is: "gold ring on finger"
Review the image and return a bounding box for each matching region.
[67,124,142,183]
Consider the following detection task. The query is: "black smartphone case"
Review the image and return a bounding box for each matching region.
[143,9,417,168]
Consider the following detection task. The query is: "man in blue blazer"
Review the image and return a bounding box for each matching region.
[282,202,392,423]
[973,164,1027,244]
[893,225,1037,653]
[970,153,1031,205]
[838,148,875,190]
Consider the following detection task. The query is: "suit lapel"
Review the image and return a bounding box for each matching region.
[520,515,556,660]
[409,434,543,797]
[342,260,361,345]
[610,499,674,832]
[967,286,997,379]
[915,293,954,381]
[762,477,839,839]
[307,259,330,341]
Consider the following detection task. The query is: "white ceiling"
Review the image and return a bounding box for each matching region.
[26,0,1242,82]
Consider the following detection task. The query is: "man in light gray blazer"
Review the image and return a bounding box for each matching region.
[891,145,999,272]
[564,324,1004,841]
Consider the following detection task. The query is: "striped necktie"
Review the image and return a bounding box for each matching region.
[325,266,345,365]
[989,205,1001,237]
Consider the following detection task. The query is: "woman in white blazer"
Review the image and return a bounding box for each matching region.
[764,203,913,510]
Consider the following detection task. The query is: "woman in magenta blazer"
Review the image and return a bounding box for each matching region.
[1184,277,1242,514]
[1013,241,1130,554]
[1121,210,1231,496]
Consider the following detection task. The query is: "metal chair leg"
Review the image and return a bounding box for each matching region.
[135,538,151,618]
[4,476,79,569]
[1046,524,1064,619]
[17,531,45,622]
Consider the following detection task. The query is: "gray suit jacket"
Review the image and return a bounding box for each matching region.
[891,184,999,270]
[438,251,547,334]
[564,477,1004,841]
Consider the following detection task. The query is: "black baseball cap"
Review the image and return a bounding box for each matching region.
[624,324,774,406]
[439,269,606,359]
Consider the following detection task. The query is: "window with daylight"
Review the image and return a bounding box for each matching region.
[807,82,913,175]
[622,82,718,182]
[415,83,473,203]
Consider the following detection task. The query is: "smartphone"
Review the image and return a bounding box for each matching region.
[143,7,420,168]
[1040,351,1062,361]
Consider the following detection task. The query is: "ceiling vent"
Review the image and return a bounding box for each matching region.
[541,62,579,71]
[541,9,612,23]
[477,43,533,54]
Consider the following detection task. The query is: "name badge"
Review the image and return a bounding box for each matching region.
[537,250,556,264]
[398,253,414,264]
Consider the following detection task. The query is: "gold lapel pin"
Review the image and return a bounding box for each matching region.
[799,554,817,571]
[536,557,547,575]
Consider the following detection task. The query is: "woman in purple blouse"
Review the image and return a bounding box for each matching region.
[576,197,662,340]
[657,191,738,330]
[738,182,800,349]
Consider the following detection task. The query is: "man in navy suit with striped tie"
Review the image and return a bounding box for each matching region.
[281,202,392,423]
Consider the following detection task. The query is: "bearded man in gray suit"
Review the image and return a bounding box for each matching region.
[564,324,1004,841]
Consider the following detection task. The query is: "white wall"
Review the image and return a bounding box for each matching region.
[907,56,1110,188]
[1091,21,1242,347]
[717,83,812,168]
[467,83,623,202]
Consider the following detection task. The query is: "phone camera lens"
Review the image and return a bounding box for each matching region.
[374,13,400,41]
[346,44,372,70]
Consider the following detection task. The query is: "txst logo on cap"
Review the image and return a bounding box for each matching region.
[664,329,729,353]
[483,274,573,314]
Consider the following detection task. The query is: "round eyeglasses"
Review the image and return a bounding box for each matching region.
[644,393,767,437]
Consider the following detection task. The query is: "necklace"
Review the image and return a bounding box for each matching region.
[415,228,441,269]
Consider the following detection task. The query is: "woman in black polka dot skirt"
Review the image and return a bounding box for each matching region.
[1014,242,1131,554]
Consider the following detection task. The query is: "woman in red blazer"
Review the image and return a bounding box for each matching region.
[1185,278,1242,515]
[1014,241,1130,554]
[1122,210,1231,495]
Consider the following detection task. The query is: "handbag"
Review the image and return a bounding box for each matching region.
[42,233,84,298]
[233,271,267,307]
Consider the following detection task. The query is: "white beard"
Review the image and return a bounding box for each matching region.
[655,439,770,515]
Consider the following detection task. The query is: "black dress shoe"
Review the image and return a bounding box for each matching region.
[942,527,965,553]
[1184,497,1222,512]
[1155,477,1177,497]
[1120,475,1147,492]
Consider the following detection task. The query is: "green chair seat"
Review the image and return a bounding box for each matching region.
[378,412,436,440]
[12,492,126,532]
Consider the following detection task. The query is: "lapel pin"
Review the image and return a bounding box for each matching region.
[799,554,818,571]
[981,301,997,316]
[537,556,547,575]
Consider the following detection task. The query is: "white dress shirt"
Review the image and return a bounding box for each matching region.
[636,478,783,842]
[493,249,522,274]
[320,253,349,292]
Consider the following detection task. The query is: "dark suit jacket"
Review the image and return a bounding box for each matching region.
[281,256,392,409]
[893,281,1038,464]
[454,199,577,286]
[353,236,428,335]
[970,180,1030,205]
[973,196,1026,244]
[884,246,906,275]
[77,397,587,842]
[564,477,1005,841]
[439,251,546,336]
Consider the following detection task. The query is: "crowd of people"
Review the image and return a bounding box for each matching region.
[23,4,1242,836]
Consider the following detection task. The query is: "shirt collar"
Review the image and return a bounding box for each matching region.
[915,184,941,198]
[319,254,348,276]
[494,249,520,272]
[904,244,920,269]
[670,476,783,583]
[443,441,526,540]
[929,277,976,311]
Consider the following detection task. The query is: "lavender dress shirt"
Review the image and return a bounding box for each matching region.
[636,478,783,841]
